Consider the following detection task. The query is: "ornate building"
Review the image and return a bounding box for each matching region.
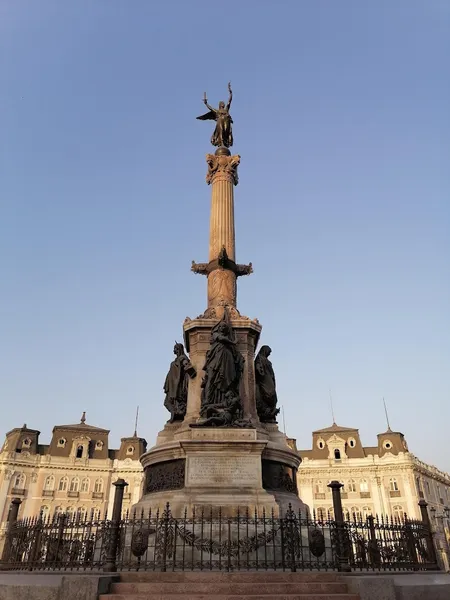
[295,422,450,523]
[0,413,146,536]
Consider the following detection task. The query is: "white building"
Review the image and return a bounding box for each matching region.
[0,413,146,548]
[295,422,450,522]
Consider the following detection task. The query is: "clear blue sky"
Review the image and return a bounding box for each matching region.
[1,1,449,470]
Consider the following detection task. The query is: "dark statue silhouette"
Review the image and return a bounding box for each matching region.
[197,82,234,148]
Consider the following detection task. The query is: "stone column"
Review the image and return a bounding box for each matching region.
[206,150,240,316]
[207,150,239,262]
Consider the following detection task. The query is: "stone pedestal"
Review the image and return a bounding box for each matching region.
[134,426,305,518]
[182,317,261,425]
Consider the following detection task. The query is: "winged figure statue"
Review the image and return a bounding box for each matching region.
[197,82,233,148]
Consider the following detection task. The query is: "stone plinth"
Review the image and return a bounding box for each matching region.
[134,428,299,517]
[182,317,262,425]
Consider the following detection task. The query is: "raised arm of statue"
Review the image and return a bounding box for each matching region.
[226,81,232,111]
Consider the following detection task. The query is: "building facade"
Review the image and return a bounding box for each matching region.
[0,414,147,542]
[295,422,450,524]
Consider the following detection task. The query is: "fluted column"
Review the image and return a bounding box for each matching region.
[207,152,239,261]
[206,151,240,314]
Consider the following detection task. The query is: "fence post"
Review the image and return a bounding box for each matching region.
[0,498,22,564]
[418,499,438,568]
[366,515,381,568]
[103,478,128,572]
[328,481,351,572]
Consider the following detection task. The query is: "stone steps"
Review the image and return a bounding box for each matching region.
[100,572,359,600]
[110,582,349,594]
[100,595,360,600]
[118,572,341,583]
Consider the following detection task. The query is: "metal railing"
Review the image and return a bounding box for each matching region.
[0,481,439,573]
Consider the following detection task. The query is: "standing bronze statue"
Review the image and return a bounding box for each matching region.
[255,345,280,423]
[199,314,245,426]
[163,343,196,423]
[197,82,234,148]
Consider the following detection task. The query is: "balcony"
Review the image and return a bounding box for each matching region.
[389,490,401,498]
[42,490,54,498]
[11,488,26,496]
[314,493,326,500]
[67,491,79,498]
[360,492,371,499]
[92,492,104,500]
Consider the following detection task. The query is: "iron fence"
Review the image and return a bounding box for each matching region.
[0,503,436,573]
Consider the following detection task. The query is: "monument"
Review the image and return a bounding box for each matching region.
[134,84,304,516]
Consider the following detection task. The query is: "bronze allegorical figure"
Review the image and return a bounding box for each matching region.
[197,82,234,148]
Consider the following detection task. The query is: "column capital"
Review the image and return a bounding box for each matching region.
[206,153,240,185]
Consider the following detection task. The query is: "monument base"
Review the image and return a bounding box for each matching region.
[133,426,306,518]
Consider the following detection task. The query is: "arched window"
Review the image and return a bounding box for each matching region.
[94,478,103,493]
[316,507,326,522]
[76,507,87,521]
[44,475,55,491]
[393,505,404,521]
[360,479,369,493]
[81,478,90,493]
[314,480,324,494]
[334,449,341,460]
[58,476,68,492]
[54,506,64,518]
[344,509,350,521]
[389,478,399,492]
[40,506,50,520]
[350,506,362,521]
[14,473,26,489]
[362,506,372,518]
[76,445,84,459]
[348,479,357,493]
[327,507,334,520]
[437,485,441,502]
[66,507,75,521]
[91,508,101,520]
[416,477,422,494]
[69,477,80,492]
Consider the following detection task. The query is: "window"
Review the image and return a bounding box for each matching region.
[94,478,103,493]
[348,438,356,448]
[69,477,80,492]
[348,479,357,493]
[437,485,442,502]
[314,480,324,494]
[327,508,334,520]
[14,473,26,489]
[127,446,135,455]
[66,507,75,521]
[393,505,404,521]
[44,475,55,491]
[54,506,63,518]
[426,481,430,493]
[383,440,392,450]
[362,506,372,518]
[22,438,31,447]
[350,506,362,521]
[334,449,341,460]
[91,508,101,520]
[57,438,66,448]
[81,478,90,493]
[389,478,399,492]
[40,506,50,520]
[416,477,422,494]
[58,476,68,492]
[317,439,325,450]
[76,507,87,521]
[76,445,84,459]
[316,507,326,522]
[95,441,103,449]
[360,479,369,493]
